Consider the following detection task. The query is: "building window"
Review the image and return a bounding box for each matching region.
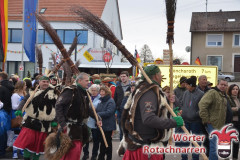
[8,29,11,42]
[9,29,88,45]
[11,29,22,43]
[64,30,75,44]
[77,30,88,44]
[57,30,64,43]
[207,55,223,71]
[207,34,223,46]
[44,31,53,44]
[233,34,240,46]
[38,29,44,44]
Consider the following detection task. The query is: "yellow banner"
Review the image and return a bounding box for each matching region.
[83,50,94,62]
[156,65,218,88]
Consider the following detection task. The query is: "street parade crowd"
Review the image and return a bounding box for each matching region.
[0,65,239,160]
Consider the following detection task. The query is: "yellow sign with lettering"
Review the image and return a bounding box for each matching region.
[83,50,94,62]
[154,65,218,88]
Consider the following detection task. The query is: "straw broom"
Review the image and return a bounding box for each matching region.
[165,0,176,146]
[71,6,208,160]
[35,14,108,148]
[36,46,43,75]
[165,1,207,159]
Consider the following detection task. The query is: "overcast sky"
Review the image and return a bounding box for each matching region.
[118,0,240,62]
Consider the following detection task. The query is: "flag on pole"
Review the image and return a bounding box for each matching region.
[0,0,8,62]
[135,49,141,63]
[24,0,38,62]
[195,57,202,65]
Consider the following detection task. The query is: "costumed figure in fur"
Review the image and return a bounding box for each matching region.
[13,76,59,160]
[118,65,184,160]
[55,72,101,160]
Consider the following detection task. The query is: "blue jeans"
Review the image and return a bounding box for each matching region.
[176,121,203,160]
[206,124,218,160]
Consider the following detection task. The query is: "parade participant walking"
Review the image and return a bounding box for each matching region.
[56,72,101,160]
[96,86,116,160]
[199,79,231,160]
[82,84,101,160]
[13,76,58,160]
[121,65,184,160]
[227,84,240,160]
[178,76,204,160]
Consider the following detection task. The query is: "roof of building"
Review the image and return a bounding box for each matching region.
[8,0,107,21]
[190,11,240,32]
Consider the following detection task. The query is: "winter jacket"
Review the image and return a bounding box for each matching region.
[114,81,130,110]
[199,87,228,130]
[1,80,14,94]
[96,95,116,131]
[197,85,210,93]
[180,88,204,123]
[87,94,101,129]
[0,85,12,113]
[118,91,130,121]
[174,86,186,104]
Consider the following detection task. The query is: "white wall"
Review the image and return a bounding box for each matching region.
[7,0,129,73]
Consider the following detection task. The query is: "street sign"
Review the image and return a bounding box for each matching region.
[103,52,112,62]
[83,50,94,62]
[19,65,24,71]
[158,65,218,88]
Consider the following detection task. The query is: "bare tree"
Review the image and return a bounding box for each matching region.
[139,44,154,63]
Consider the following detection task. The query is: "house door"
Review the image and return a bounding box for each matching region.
[234,55,240,72]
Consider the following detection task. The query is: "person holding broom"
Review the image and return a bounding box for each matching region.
[55,72,102,160]
[13,76,58,160]
[121,65,184,160]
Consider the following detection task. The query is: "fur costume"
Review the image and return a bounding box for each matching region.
[117,81,172,155]
[57,85,90,143]
[44,130,72,160]
[23,86,58,133]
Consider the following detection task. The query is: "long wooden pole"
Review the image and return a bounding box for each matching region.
[86,92,108,148]
[137,64,208,160]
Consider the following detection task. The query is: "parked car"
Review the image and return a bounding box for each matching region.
[218,72,235,82]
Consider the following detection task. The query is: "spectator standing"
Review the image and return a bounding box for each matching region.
[178,76,204,160]
[227,84,240,160]
[118,83,136,141]
[0,72,14,94]
[114,71,130,140]
[102,77,116,98]
[11,81,26,159]
[96,86,116,160]
[197,75,210,93]
[199,79,231,160]
[82,84,101,160]
[174,76,187,104]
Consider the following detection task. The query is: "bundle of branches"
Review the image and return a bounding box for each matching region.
[71,6,137,66]
[36,45,43,75]
[51,53,57,67]
[35,14,79,75]
[165,0,177,44]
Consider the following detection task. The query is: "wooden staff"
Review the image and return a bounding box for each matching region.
[36,14,108,148]
[165,0,207,159]
[71,6,208,160]
[86,92,108,147]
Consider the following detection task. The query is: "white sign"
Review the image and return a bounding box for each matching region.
[19,65,24,71]
[163,49,170,65]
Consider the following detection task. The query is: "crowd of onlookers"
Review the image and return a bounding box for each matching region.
[0,70,239,160]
